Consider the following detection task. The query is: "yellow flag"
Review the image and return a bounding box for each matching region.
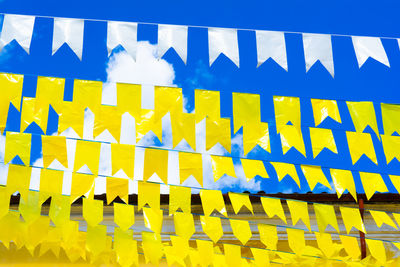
[314,232,336,258]
[171,112,196,150]
[241,159,268,182]
[330,168,357,201]
[300,165,332,191]
[19,191,41,224]
[224,243,242,267]
[287,200,311,230]
[143,207,163,234]
[346,131,377,164]
[114,202,135,231]
[210,155,236,182]
[136,109,163,142]
[389,175,400,194]
[200,216,223,243]
[279,125,306,156]
[0,73,23,130]
[114,228,138,267]
[143,148,168,184]
[58,101,85,137]
[228,192,253,214]
[83,198,103,227]
[381,134,400,164]
[86,224,107,258]
[260,197,286,223]
[170,235,190,258]
[381,103,400,135]
[70,172,95,202]
[116,83,141,119]
[179,152,203,186]
[339,235,360,259]
[93,105,122,141]
[74,140,101,174]
[5,132,31,165]
[174,212,195,240]
[232,92,261,133]
[230,219,252,245]
[72,79,102,112]
[169,185,191,215]
[0,187,9,219]
[251,247,270,267]
[311,99,341,126]
[106,177,129,204]
[243,122,270,155]
[359,172,387,200]
[340,206,366,233]
[142,231,164,266]
[25,216,50,255]
[369,210,397,229]
[49,194,70,227]
[366,239,386,264]
[313,203,339,232]
[39,168,63,202]
[196,239,214,267]
[309,127,337,157]
[273,96,301,133]
[35,76,65,113]
[286,228,306,255]
[347,101,379,135]
[271,162,300,188]
[41,135,68,168]
[195,89,220,123]
[206,117,231,152]
[200,189,227,216]
[110,143,135,178]
[6,164,31,201]
[138,181,160,211]
[154,86,183,120]
[20,97,49,133]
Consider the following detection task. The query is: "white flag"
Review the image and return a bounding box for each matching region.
[208,28,239,67]
[52,18,84,60]
[256,30,287,70]
[0,14,35,54]
[352,36,390,68]
[107,21,138,60]
[158,24,188,64]
[303,33,334,77]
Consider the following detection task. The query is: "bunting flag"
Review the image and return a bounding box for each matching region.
[241,158,268,181]
[230,219,252,245]
[260,197,286,223]
[380,134,400,164]
[73,140,101,174]
[359,172,388,200]
[157,25,188,63]
[138,181,160,211]
[52,18,84,59]
[41,135,68,168]
[346,131,377,165]
[271,161,300,188]
[20,97,49,133]
[82,198,103,227]
[309,127,337,157]
[311,99,341,126]
[313,203,339,232]
[340,206,366,234]
[107,21,138,60]
[0,14,35,53]
[171,112,196,150]
[243,122,270,155]
[4,132,31,165]
[228,192,254,214]
[106,177,129,204]
[287,200,311,230]
[169,185,191,214]
[365,239,387,264]
[279,124,306,156]
[232,92,261,133]
[116,83,141,119]
[302,33,334,76]
[381,103,400,136]
[346,101,379,135]
[300,165,332,191]
[93,105,122,141]
[110,143,135,178]
[352,36,390,68]
[256,30,287,70]
[194,89,220,123]
[273,96,301,133]
[210,155,236,182]
[208,27,239,67]
[200,189,227,216]
[39,169,64,202]
[174,212,195,240]
[143,148,168,184]
[369,210,397,229]
[113,203,135,231]
[179,152,203,186]
[339,235,361,259]
[0,73,24,130]
[330,168,357,201]
[200,215,223,243]
[206,117,231,152]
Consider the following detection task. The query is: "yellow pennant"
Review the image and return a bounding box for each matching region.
[196,239,214,267]
[195,89,220,123]
[339,235,360,259]
[287,200,311,231]
[210,155,236,182]
[243,122,270,155]
[170,235,190,258]
[241,159,268,182]
[311,99,341,126]
[136,109,163,142]
[313,203,339,232]
[300,165,332,191]
[142,231,164,266]
[314,232,334,258]
[278,124,306,156]
[309,127,337,157]
[171,112,196,150]
[58,101,85,137]
[330,168,357,201]
[232,92,261,133]
[230,219,252,245]
[25,216,51,255]
[200,216,223,243]
[0,73,23,130]
[106,177,129,204]
[271,161,300,188]
[116,83,141,119]
[20,97,49,133]
[0,187,9,219]
[179,152,203,186]
[346,131,377,164]
[389,175,400,194]
[19,190,41,224]
[365,239,386,265]
[381,103,400,136]
[35,76,65,113]
[143,148,168,184]
[347,101,379,135]
[359,172,388,200]
[6,164,31,201]
[114,228,138,267]
[39,168,64,203]
[138,181,160,211]
[72,79,102,112]
[174,212,195,240]
[286,228,306,255]
[143,207,163,234]
[273,96,301,133]
[41,135,68,168]
[154,86,183,121]
[169,185,191,215]
[381,134,400,164]
[82,198,103,227]
[200,189,227,216]
[5,132,31,165]
[164,246,186,267]
[70,172,95,202]
[49,194,70,227]
[251,247,270,267]
[260,197,286,223]
[86,224,107,258]
[114,202,135,231]
[93,105,122,142]
[74,140,101,174]
[224,243,242,267]
[111,143,135,178]
[188,250,201,267]
[0,211,20,249]
[206,117,231,152]
[369,210,397,229]
[39,227,63,258]
[228,192,253,214]
[340,206,366,234]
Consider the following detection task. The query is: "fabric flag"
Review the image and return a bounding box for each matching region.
[271,162,301,188]
[346,131,377,165]
[52,18,84,59]
[200,216,223,243]
[241,159,268,182]
[339,235,361,259]
[0,14,35,53]
[256,30,287,70]
[154,86,183,121]
[39,169,64,202]
[196,239,214,266]
[314,232,337,258]
[171,112,196,150]
[279,125,306,156]
[340,206,366,234]
[170,235,190,260]
[369,210,397,229]
[208,27,239,67]
[243,122,270,155]
[93,105,122,141]
[195,89,220,123]
[381,103,400,136]
[107,21,137,60]
[143,148,168,184]
[86,225,107,258]
[313,203,339,232]
[309,127,337,157]
[136,109,163,142]
[179,152,203,186]
[73,79,102,112]
[19,191,41,224]
[114,228,139,267]
[287,200,311,230]
[352,36,389,68]
[224,244,242,267]
[70,173,95,202]
[138,181,160,211]
[273,96,301,133]
[106,177,129,204]
[143,207,163,234]
[228,192,253,214]
[260,197,286,223]
[169,185,191,215]
[346,101,379,135]
[206,117,231,152]
[141,231,164,265]
[251,247,270,267]
[20,97,49,133]
[330,168,357,201]
[303,33,334,76]
[157,24,188,63]
[111,143,135,178]
[210,155,236,182]
[0,188,9,219]
[381,134,400,163]
[311,99,341,126]
[230,219,252,245]
[5,132,31,165]
[286,228,306,255]
[82,198,103,227]
[174,212,195,240]
[49,194,71,227]
[232,92,261,133]
[390,175,400,194]
[58,101,85,137]
[0,73,24,130]
[365,239,386,264]
[300,165,332,191]
[114,202,135,231]
[359,172,388,200]
[116,83,141,119]
[200,189,227,216]
[74,140,101,174]
[41,135,68,168]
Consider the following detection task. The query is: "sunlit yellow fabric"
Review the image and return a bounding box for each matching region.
[179,152,203,186]
[170,235,190,258]
[6,164,31,200]
[330,168,357,201]
[188,250,201,267]
[243,122,270,155]
[116,83,141,119]
[311,99,341,126]
[279,124,306,156]
[286,228,306,255]
[381,103,400,135]
[0,73,23,130]
[86,224,107,258]
[287,200,311,230]
[381,134,400,164]
[74,140,101,174]
[35,76,65,113]
[200,216,223,243]
[369,210,397,229]
[0,211,20,249]
[196,239,214,267]
[83,198,103,227]
[20,97,49,133]
[251,247,270,267]
[41,135,68,168]
[164,245,186,267]
[300,165,332,191]
[174,212,195,240]
[200,189,227,216]
[340,206,366,234]
[0,187,9,219]
[114,202,135,231]
[195,89,220,123]
[313,203,339,232]
[49,194,70,227]
[230,219,252,245]
[70,172,95,202]
[273,96,301,133]
[206,117,231,152]
[25,216,51,255]
[389,175,400,194]
[39,227,63,258]
[314,232,336,258]
[366,239,386,264]
[142,231,164,266]
[260,197,286,223]
[110,143,135,178]
[143,148,168,184]
[171,112,196,150]
[72,79,102,112]
[347,101,379,135]
[309,127,337,157]
[359,172,388,200]
[339,235,360,259]
[346,131,377,164]
[5,132,31,165]
[155,86,183,120]
[93,105,122,141]
[232,92,261,133]
[213,253,227,267]
[106,177,129,204]
[19,191,41,224]
[271,161,300,188]
[210,155,236,182]
[138,181,160,211]
[39,168,63,203]
[169,185,191,215]
[228,192,253,214]
[136,109,163,142]
[143,207,163,234]
[224,243,241,267]
[241,159,268,182]
[58,101,85,137]
[114,228,138,267]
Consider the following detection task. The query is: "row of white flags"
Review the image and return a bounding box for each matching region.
[0,14,397,76]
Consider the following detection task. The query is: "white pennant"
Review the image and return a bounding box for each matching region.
[0,14,35,54]
[256,30,287,70]
[107,21,138,60]
[208,27,239,67]
[52,18,84,60]
[352,36,390,68]
[303,33,334,77]
[158,25,188,64]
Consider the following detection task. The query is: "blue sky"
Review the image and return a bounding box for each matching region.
[0,0,399,194]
